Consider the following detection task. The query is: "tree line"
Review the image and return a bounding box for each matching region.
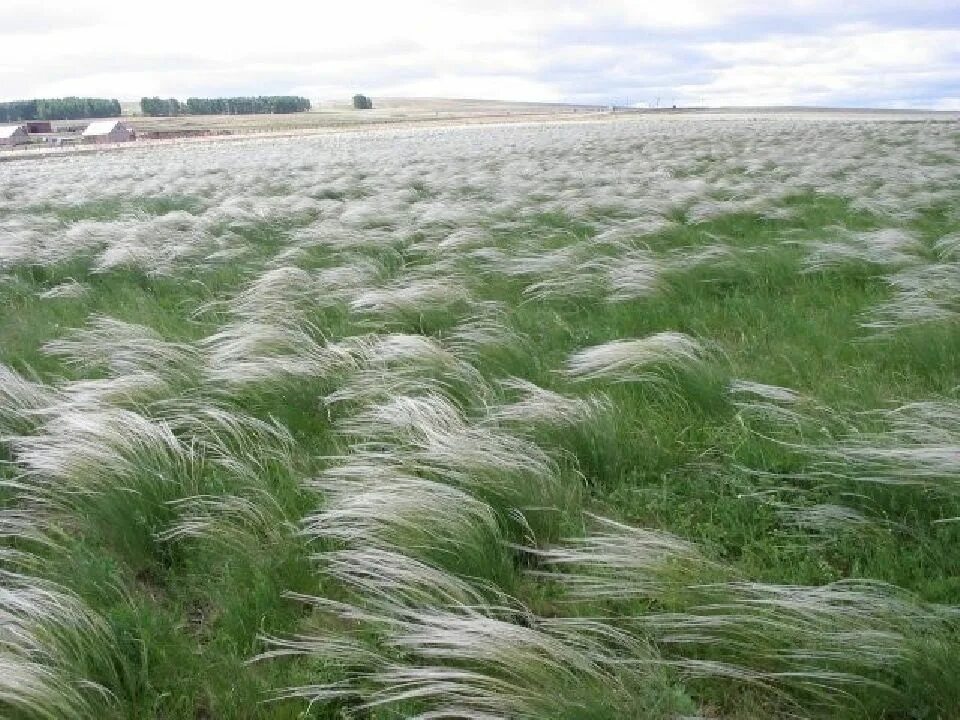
[140,96,311,116]
[0,98,121,123]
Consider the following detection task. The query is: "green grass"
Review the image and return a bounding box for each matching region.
[2,182,959,720]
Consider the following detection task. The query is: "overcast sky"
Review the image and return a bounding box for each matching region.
[3,0,958,108]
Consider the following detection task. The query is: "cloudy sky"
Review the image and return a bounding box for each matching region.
[3,0,959,108]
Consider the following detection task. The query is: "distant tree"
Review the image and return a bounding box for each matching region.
[0,100,38,122]
[352,94,373,110]
[1,94,308,123]
[272,95,311,113]
[0,97,119,122]
[140,97,184,116]
[182,96,309,115]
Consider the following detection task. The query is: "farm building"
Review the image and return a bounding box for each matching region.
[0,125,29,146]
[82,120,135,143]
[24,121,53,134]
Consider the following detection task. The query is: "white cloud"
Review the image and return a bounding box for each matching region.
[680,27,960,106]
[1,0,957,108]
[932,97,960,110]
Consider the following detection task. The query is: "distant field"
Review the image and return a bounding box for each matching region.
[1,113,959,719]
[119,97,608,134]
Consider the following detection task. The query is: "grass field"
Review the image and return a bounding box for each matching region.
[118,97,606,135]
[1,112,959,719]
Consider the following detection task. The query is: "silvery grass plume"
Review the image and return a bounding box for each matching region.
[525,515,705,600]
[293,221,402,255]
[436,227,490,253]
[0,216,62,266]
[934,232,960,260]
[0,509,52,555]
[337,394,560,500]
[152,397,295,478]
[640,579,943,712]
[325,333,489,407]
[605,249,661,302]
[264,599,668,720]
[534,516,944,711]
[739,395,960,486]
[336,195,407,231]
[224,266,317,323]
[201,244,251,269]
[43,316,200,386]
[521,257,614,302]
[802,229,920,273]
[2,216,145,269]
[586,217,674,250]
[199,264,357,387]
[200,318,352,387]
[324,366,463,412]
[205,194,321,229]
[484,378,611,430]
[0,571,113,719]
[728,379,803,405]
[144,400,298,550]
[413,199,490,232]
[7,406,187,498]
[664,243,739,275]
[685,195,783,224]
[313,548,497,609]
[860,262,960,334]
[488,245,579,281]
[815,400,960,490]
[59,374,175,409]
[606,244,740,303]
[443,302,527,360]
[304,466,500,554]
[0,364,60,434]
[730,385,960,522]
[339,393,466,441]
[728,378,857,441]
[349,277,471,320]
[344,333,464,369]
[565,332,711,383]
[260,244,306,268]
[89,211,210,276]
[159,489,291,555]
[773,503,874,536]
[315,257,385,298]
[36,279,89,300]
[728,379,821,435]
[464,246,510,273]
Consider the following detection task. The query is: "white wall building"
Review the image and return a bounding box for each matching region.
[0,125,29,146]
[82,120,135,143]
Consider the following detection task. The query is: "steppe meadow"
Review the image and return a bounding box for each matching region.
[1,113,959,718]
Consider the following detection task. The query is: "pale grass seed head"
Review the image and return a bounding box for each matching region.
[565,332,710,383]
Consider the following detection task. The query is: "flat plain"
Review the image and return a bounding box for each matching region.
[121,97,608,133]
[1,110,959,719]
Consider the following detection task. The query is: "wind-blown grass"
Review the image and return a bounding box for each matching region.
[0,568,114,720]
[565,332,711,383]
[1,111,959,719]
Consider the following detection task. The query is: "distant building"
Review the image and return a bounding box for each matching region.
[82,120,135,143]
[24,121,53,134]
[0,125,29,146]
